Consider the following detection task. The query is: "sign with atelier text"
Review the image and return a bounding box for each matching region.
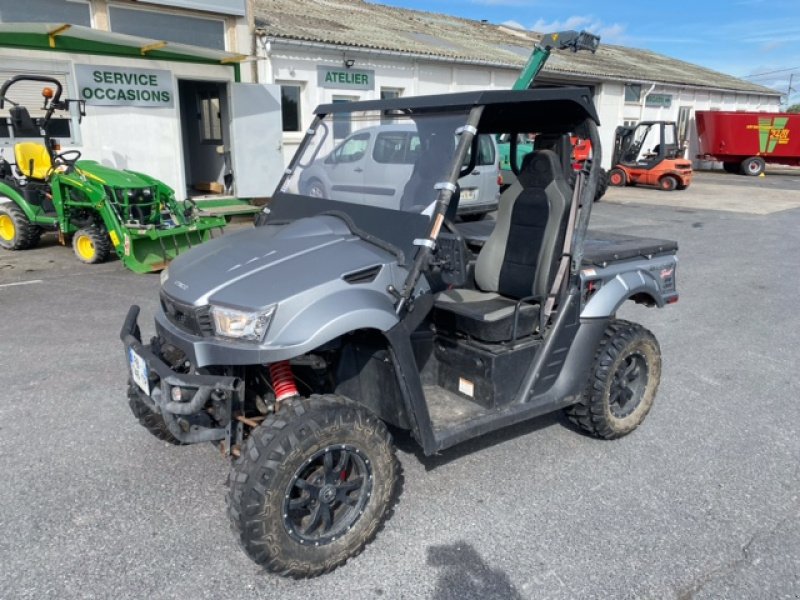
[317,66,375,91]
[75,64,174,108]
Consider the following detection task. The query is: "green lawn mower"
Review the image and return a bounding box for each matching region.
[0,74,228,273]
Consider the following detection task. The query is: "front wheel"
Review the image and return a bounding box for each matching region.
[305,178,327,198]
[0,202,41,250]
[72,226,111,264]
[228,395,399,578]
[608,168,626,187]
[566,319,661,440]
[127,382,185,445]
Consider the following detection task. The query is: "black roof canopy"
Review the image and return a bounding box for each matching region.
[314,87,600,133]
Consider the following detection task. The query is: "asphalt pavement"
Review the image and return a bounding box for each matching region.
[0,171,798,599]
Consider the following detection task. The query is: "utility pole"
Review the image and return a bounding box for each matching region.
[788,73,795,108]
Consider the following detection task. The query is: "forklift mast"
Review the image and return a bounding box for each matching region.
[512,30,600,91]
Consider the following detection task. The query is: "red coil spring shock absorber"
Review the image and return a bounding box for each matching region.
[269,360,298,402]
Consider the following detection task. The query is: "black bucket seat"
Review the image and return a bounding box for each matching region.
[434,149,572,342]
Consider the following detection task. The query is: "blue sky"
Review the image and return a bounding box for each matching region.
[371,0,800,105]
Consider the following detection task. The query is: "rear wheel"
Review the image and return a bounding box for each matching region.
[659,175,678,191]
[566,319,661,440]
[72,226,111,264]
[608,168,626,187]
[740,156,765,176]
[0,202,41,250]
[228,395,399,578]
[594,168,609,201]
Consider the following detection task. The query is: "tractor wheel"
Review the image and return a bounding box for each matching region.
[127,382,185,445]
[722,162,739,174]
[608,168,626,187]
[740,156,765,176]
[594,168,609,202]
[72,226,111,264]
[228,395,400,578]
[659,175,678,191]
[566,319,661,440]
[0,202,41,251]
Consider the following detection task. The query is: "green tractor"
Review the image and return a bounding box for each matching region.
[0,74,228,273]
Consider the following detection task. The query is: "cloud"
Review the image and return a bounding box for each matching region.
[526,14,627,43]
[501,19,526,30]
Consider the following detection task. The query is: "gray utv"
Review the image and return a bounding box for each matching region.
[121,88,679,577]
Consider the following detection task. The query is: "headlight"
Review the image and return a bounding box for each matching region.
[160,267,169,285]
[210,304,276,341]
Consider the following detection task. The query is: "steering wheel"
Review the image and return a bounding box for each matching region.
[54,149,82,171]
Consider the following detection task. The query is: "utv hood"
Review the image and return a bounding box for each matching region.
[161,215,397,310]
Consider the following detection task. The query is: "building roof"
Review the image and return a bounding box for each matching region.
[0,22,246,66]
[255,0,778,96]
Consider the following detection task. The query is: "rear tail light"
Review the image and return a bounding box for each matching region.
[497,174,503,186]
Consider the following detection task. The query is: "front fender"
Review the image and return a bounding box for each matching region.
[581,269,663,318]
[266,287,399,359]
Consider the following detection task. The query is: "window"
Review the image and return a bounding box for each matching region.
[625,84,642,103]
[198,89,222,144]
[332,96,357,139]
[373,132,415,164]
[0,68,78,144]
[108,6,225,50]
[472,134,496,166]
[280,84,301,132]
[380,88,403,124]
[0,0,90,26]
[332,133,369,163]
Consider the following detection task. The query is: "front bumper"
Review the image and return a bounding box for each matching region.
[121,305,243,447]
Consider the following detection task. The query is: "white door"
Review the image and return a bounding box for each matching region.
[228,83,283,198]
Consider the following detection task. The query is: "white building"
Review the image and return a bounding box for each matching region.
[253,0,782,168]
[0,0,783,198]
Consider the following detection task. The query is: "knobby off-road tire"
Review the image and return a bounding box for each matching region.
[72,225,111,264]
[127,382,185,445]
[566,319,661,440]
[0,202,41,250]
[594,168,609,202]
[228,395,399,578]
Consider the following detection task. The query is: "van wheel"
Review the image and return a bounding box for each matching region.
[740,156,765,176]
[228,395,399,578]
[566,320,661,440]
[306,179,327,198]
[659,175,678,191]
[0,202,41,250]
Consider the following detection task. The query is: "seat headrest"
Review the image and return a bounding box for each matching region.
[518,149,565,188]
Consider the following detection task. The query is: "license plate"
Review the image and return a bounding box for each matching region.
[461,188,478,202]
[129,348,150,396]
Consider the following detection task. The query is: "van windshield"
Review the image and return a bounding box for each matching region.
[280,108,472,214]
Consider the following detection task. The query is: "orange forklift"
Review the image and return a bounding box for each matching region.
[608,121,693,191]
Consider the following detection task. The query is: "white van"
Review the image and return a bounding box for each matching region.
[298,124,500,219]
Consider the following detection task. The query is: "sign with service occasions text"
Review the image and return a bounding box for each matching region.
[75,64,174,108]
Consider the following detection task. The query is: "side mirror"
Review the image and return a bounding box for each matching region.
[65,99,87,123]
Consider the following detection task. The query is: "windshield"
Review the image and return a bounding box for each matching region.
[280,108,473,215]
